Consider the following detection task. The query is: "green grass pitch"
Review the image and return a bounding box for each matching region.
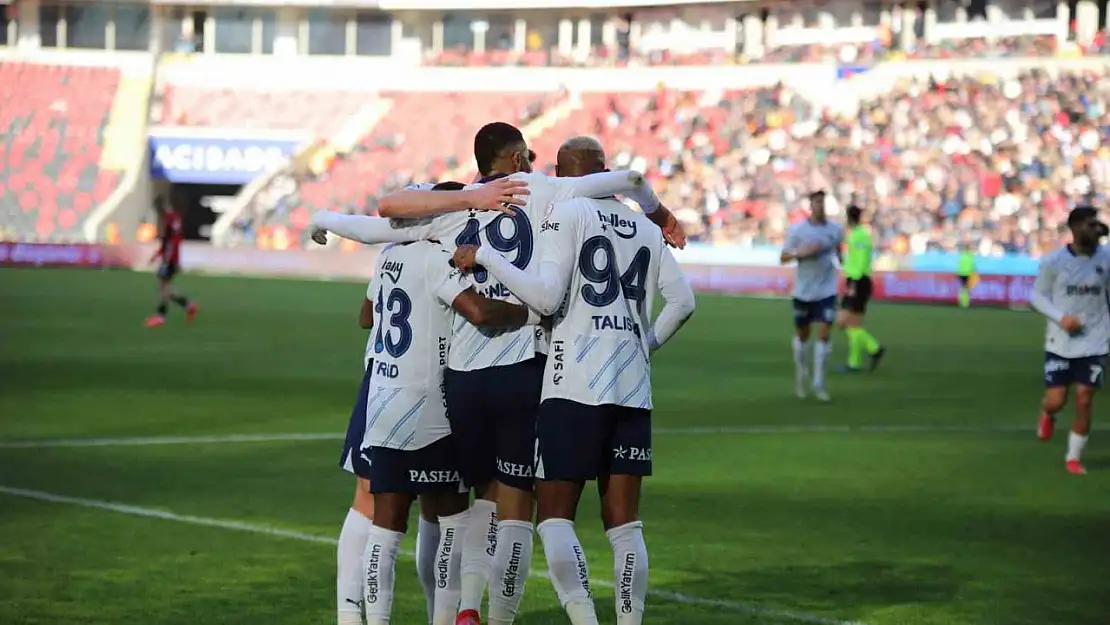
[1,268,1108,625]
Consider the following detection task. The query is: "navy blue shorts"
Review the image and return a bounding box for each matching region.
[368,435,462,495]
[339,362,374,479]
[793,296,837,328]
[534,398,652,482]
[157,260,179,280]
[1044,352,1107,388]
[444,356,544,491]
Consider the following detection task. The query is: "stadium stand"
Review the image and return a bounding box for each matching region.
[0,62,122,242]
[233,90,560,247]
[157,86,369,137]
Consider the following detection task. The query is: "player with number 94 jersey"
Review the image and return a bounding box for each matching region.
[472,196,696,469]
[464,195,695,625]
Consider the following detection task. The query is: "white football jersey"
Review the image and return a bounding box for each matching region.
[363,241,469,451]
[394,170,658,371]
[1034,245,1110,358]
[363,275,377,370]
[784,219,844,302]
[478,197,695,409]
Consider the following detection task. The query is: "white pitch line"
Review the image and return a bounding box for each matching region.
[0,485,865,625]
[0,424,1031,449]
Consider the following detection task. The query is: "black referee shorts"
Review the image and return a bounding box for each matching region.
[840,276,873,314]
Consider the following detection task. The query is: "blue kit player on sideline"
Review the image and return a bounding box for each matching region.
[452,141,696,625]
[1031,206,1110,476]
[780,190,844,402]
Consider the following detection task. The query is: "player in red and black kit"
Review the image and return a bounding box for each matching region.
[145,198,198,327]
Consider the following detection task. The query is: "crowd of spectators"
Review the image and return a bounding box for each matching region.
[595,68,1110,258]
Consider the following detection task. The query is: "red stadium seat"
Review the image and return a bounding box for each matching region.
[0,62,123,241]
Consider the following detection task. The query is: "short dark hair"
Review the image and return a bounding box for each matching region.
[1068,206,1098,228]
[846,205,863,222]
[432,181,466,191]
[474,122,524,175]
[809,190,826,200]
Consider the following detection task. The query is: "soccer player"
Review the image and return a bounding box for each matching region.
[145,196,198,327]
[336,271,381,625]
[311,124,682,625]
[837,205,885,373]
[1031,206,1110,475]
[360,235,540,625]
[780,190,843,401]
[452,159,696,625]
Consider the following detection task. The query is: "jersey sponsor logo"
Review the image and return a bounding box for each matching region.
[374,360,400,379]
[619,552,636,614]
[596,210,638,239]
[572,545,592,597]
[408,469,460,483]
[592,314,641,336]
[475,282,513,299]
[435,526,456,589]
[551,340,565,385]
[1065,284,1103,296]
[381,260,404,284]
[486,514,498,557]
[501,541,524,598]
[497,458,534,478]
[613,446,652,461]
[541,220,560,233]
[365,543,382,603]
[1045,358,1069,374]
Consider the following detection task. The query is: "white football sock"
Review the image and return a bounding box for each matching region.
[363,525,403,625]
[416,517,441,625]
[537,519,599,625]
[487,520,534,625]
[606,521,648,625]
[813,340,831,389]
[1067,431,1089,461]
[337,508,373,625]
[792,336,809,372]
[433,509,469,625]
[459,498,498,614]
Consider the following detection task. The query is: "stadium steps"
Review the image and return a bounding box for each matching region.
[326,98,394,156]
[99,74,151,171]
[211,97,394,247]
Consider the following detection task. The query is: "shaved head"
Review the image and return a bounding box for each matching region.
[556,135,606,178]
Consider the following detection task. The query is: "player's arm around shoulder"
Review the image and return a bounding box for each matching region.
[428,247,537,329]
[378,178,528,218]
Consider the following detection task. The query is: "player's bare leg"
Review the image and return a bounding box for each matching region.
[792,324,811,399]
[1067,385,1094,475]
[811,322,832,402]
[1039,386,1068,442]
[364,492,414,625]
[457,482,498,625]
[487,483,534,625]
[416,492,470,625]
[147,277,196,326]
[415,497,442,625]
[599,474,647,625]
[536,480,599,625]
[338,478,374,625]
